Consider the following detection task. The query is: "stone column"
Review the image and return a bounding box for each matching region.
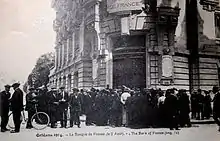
[66,39,69,65]
[78,60,93,89]
[61,43,64,67]
[57,46,60,69]
[145,33,151,88]
[57,77,60,89]
[55,78,57,88]
[105,52,113,89]
[65,74,68,91]
[67,35,73,63]
[97,56,106,88]
[63,40,68,66]
[79,20,85,53]
[60,74,64,87]
[55,47,58,69]
[105,36,113,88]
[71,72,74,89]
[60,44,63,68]
[53,75,57,86]
[95,1,101,50]
[71,33,75,61]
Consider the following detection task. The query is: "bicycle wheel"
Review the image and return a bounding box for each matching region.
[31,112,50,130]
[8,112,14,129]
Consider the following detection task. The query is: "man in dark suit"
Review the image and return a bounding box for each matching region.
[69,88,81,128]
[164,89,180,130]
[58,86,69,128]
[37,86,49,114]
[48,87,59,128]
[196,89,205,120]
[212,86,220,132]
[10,83,24,133]
[25,87,37,129]
[178,89,191,127]
[190,90,198,119]
[109,90,122,127]
[83,91,93,126]
[0,85,11,132]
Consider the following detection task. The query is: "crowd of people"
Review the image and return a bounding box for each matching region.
[1,84,220,133]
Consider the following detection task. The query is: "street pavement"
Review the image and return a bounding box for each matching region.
[1,122,220,141]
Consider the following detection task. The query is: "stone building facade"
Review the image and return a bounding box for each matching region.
[49,0,220,92]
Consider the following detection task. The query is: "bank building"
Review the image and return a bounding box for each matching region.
[49,0,220,92]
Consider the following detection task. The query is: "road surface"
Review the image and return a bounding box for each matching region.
[1,122,220,141]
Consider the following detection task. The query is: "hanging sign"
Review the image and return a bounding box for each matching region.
[107,0,143,13]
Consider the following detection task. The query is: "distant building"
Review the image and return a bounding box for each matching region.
[49,0,220,92]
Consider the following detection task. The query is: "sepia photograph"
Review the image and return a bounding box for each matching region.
[0,0,220,141]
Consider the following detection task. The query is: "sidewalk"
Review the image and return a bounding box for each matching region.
[191,118,215,124]
[78,115,216,125]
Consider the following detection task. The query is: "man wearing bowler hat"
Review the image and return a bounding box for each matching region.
[0,84,11,132]
[10,82,24,133]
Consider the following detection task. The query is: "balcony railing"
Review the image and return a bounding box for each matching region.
[200,0,219,11]
[200,0,219,5]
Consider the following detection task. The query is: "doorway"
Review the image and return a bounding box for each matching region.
[112,35,146,89]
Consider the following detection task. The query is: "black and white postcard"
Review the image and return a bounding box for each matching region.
[0,0,220,141]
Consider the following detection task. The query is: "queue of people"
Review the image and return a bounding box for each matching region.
[21,85,218,131]
[1,84,220,132]
[191,89,213,120]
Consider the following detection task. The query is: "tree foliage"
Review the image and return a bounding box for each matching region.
[25,52,55,89]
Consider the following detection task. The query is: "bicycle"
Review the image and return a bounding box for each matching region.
[8,103,50,130]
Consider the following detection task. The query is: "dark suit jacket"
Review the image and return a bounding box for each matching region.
[213,92,220,117]
[48,91,60,112]
[69,94,81,112]
[58,91,69,109]
[0,90,11,114]
[10,88,23,112]
[164,94,179,116]
[25,92,37,111]
[83,94,92,114]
